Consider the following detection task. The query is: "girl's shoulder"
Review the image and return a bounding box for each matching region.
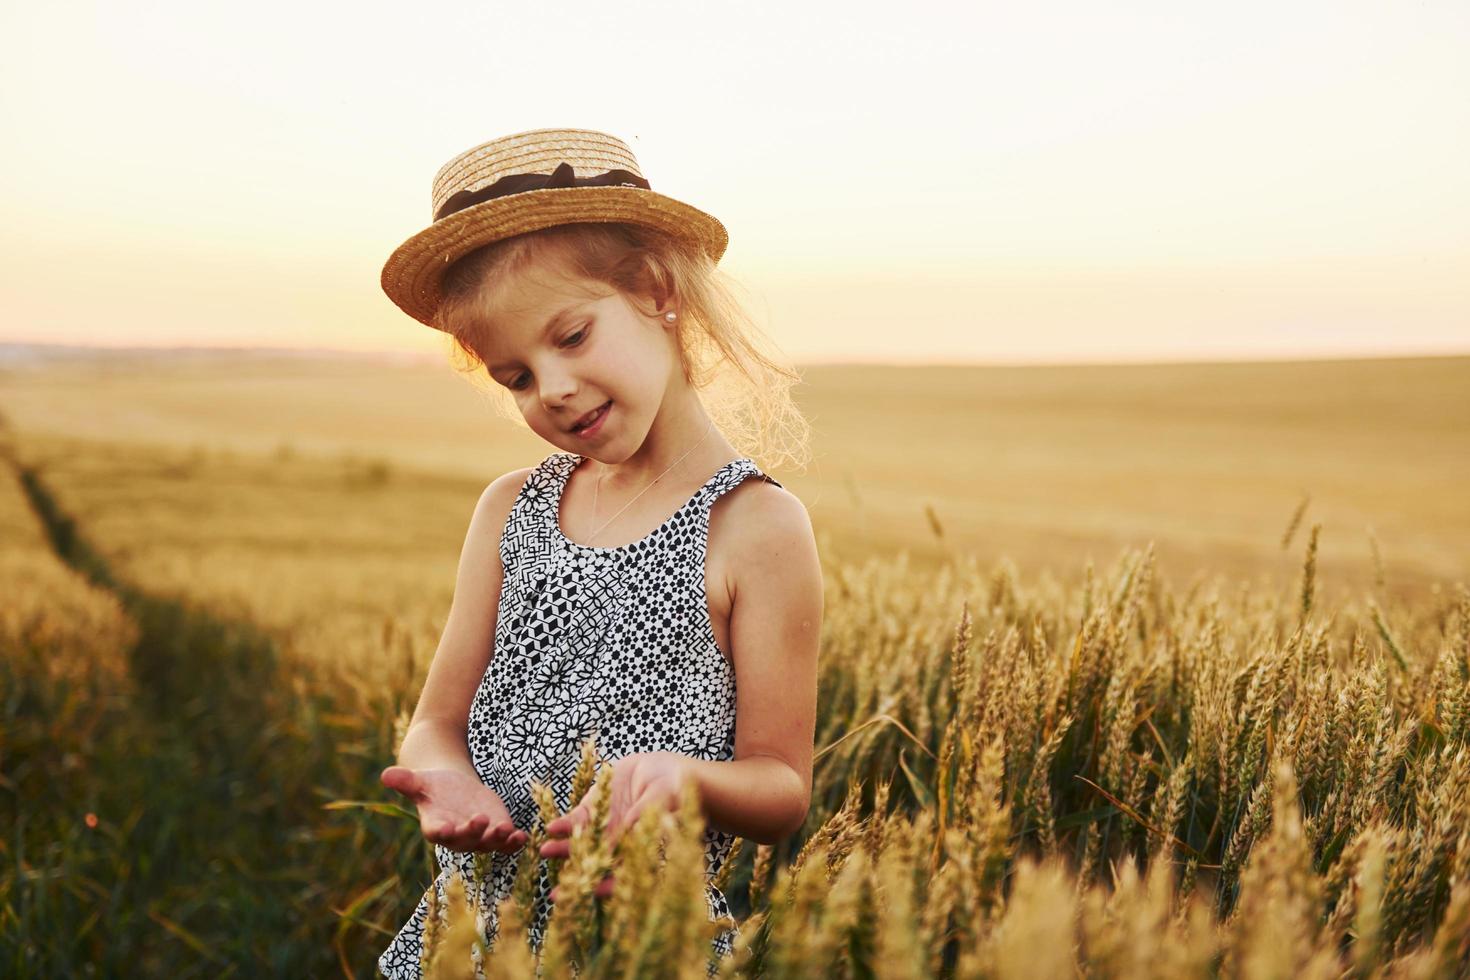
[707,475,821,640]
[476,463,541,529]
[715,474,805,531]
[709,473,811,565]
[486,452,574,516]
[508,452,577,495]
[479,459,566,569]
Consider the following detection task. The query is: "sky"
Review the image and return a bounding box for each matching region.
[1,0,1467,366]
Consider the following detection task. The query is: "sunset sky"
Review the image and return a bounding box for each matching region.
[1,0,1466,365]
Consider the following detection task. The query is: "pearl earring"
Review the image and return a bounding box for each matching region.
[664,311,677,322]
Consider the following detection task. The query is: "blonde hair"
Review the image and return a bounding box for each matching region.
[434,222,811,471]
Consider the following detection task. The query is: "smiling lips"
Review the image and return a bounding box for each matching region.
[571,400,611,433]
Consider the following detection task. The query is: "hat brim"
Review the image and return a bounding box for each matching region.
[380,186,729,329]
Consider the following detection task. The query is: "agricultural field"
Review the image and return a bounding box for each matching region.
[2,350,1467,977]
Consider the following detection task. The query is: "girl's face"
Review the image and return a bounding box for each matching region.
[477,260,680,459]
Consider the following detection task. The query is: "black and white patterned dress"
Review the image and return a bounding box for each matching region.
[379,451,783,979]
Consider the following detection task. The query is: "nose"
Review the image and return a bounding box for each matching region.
[537,364,577,411]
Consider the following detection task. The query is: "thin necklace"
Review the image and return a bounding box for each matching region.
[586,420,716,543]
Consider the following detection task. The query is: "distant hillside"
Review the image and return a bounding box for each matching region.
[0,342,438,371]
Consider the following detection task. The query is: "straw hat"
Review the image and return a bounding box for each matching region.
[381,127,729,330]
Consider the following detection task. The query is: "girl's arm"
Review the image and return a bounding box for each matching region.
[395,467,532,776]
[690,483,823,844]
[681,755,811,845]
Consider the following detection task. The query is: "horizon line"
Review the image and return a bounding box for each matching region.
[1,339,1467,372]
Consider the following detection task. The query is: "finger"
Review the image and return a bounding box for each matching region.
[380,766,423,799]
[602,798,650,851]
[606,803,642,845]
[475,822,504,850]
[426,820,466,848]
[474,821,527,853]
[480,822,511,850]
[495,828,529,852]
[442,815,476,841]
[545,805,591,839]
[430,817,488,850]
[540,838,571,859]
[544,806,582,837]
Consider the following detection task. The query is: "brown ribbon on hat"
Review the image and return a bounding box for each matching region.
[434,161,652,222]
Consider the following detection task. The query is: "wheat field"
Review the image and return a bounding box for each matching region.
[2,350,1467,977]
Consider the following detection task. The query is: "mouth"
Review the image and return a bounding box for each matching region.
[570,400,611,435]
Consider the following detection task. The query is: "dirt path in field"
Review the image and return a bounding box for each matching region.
[4,431,331,974]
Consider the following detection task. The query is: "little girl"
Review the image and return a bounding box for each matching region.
[373,128,823,979]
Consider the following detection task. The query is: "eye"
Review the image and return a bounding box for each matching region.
[504,323,590,391]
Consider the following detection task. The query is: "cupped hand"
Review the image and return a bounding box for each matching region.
[540,751,696,902]
[381,765,530,854]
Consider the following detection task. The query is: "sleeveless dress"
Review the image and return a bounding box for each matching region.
[379,451,784,980]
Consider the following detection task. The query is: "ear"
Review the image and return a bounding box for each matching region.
[636,254,676,316]
[646,292,680,327]
[620,285,667,321]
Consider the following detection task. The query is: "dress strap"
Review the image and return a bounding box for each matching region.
[688,458,784,540]
[700,458,783,506]
[498,453,569,569]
